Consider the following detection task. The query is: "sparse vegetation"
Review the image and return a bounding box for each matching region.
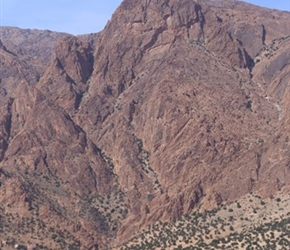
[115,192,290,250]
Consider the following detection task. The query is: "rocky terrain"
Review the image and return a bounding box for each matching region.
[117,192,290,249]
[0,0,290,249]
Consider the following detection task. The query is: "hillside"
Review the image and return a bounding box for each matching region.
[0,0,290,249]
[116,192,290,249]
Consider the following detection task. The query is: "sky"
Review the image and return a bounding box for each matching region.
[242,0,290,11]
[0,0,289,35]
[0,0,122,35]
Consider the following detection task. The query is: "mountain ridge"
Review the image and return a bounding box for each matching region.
[1,0,290,249]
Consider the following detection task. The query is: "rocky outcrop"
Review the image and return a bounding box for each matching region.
[0,0,290,249]
[0,27,68,73]
[38,36,94,113]
[73,0,290,244]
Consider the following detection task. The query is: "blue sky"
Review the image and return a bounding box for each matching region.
[242,0,290,11]
[0,0,122,35]
[0,0,289,35]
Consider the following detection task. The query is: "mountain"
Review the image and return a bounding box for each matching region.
[118,192,290,249]
[1,0,290,249]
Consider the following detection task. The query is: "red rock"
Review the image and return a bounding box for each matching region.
[0,0,290,248]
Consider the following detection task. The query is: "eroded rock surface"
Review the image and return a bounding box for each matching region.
[0,0,290,249]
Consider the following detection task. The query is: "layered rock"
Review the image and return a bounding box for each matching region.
[0,0,290,248]
[72,0,290,243]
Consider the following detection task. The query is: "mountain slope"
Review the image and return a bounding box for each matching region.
[0,27,68,72]
[116,191,290,249]
[0,0,290,249]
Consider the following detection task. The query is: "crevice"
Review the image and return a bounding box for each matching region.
[55,57,65,71]
[228,32,233,41]
[142,26,167,52]
[103,57,110,78]
[187,182,204,212]
[237,48,244,66]
[128,101,136,125]
[243,49,255,78]
[87,164,98,190]
[132,134,163,195]
[0,39,17,57]
[194,4,206,42]
[0,98,14,162]
[0,168,13,178]
[74,92,83,110]
[255,153,262,178]
[262,24,266,45]
[42,153,54,177]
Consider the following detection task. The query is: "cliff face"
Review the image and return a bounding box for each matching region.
[1,0,290,248]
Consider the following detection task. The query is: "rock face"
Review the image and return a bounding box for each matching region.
[0,27,69,73]
[1,0,290,249]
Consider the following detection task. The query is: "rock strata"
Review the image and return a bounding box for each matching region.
[0,0,290,248]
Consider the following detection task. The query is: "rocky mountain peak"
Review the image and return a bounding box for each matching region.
[36,36,94,113]
[1,1,290,249]
[109,0,289,71]
[54,36,94,84]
